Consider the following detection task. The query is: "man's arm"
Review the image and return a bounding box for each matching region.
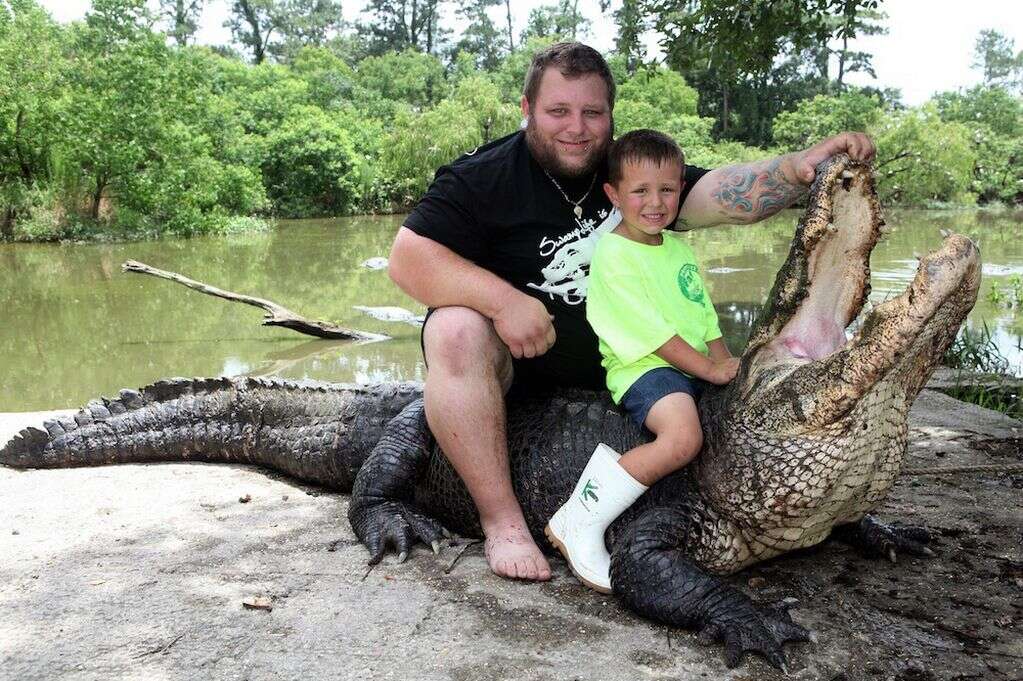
[679,132,876,230]
[389,227,556,359]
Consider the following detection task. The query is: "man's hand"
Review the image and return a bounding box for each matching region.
[705,357,740,385]
[492,292,556,359]
[793,132,876,185]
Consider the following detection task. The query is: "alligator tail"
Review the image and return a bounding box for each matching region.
[0,376,423,491]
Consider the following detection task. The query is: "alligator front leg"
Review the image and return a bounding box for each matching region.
[831,514,934,563]
[610,507,810,670]
[348,399,448,564]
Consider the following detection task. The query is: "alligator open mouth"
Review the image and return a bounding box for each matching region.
[738,155,981,423]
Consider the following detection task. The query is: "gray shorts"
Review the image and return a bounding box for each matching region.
[619,366,705,430]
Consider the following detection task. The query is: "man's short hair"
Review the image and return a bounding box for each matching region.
[523,42,616,110]
[607,129,686,185]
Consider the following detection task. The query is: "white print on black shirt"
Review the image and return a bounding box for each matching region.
[526,207,622,305]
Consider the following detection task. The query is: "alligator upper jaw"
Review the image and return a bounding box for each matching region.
[738,155,981,422]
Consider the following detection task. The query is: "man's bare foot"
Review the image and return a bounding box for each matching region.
[483,524,552,581]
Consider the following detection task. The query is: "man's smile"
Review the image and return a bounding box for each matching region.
[557,139,591,152]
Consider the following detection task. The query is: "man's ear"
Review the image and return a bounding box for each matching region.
[520,96,530,119]
[603,182,619,207]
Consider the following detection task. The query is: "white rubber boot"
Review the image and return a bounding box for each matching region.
[544,443,648,593]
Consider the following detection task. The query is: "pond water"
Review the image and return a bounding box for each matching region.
[1,209,1021,411]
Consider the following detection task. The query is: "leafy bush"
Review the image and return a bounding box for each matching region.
[258,106,362,217]
[870,106,976,206]
[772,91,883,150]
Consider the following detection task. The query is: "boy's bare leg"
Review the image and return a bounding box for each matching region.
[422,306,552,581]
[618,393,702,486]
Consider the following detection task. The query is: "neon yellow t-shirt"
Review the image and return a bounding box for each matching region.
[586,231,722,403]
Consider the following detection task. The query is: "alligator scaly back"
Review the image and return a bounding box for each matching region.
[1,376,423,491]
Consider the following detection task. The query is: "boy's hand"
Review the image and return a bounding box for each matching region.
[706,357,740,385]
[493,292,556,359]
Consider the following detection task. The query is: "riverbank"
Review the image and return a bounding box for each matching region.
[1,389,1020,680]
[3,204,1020,244]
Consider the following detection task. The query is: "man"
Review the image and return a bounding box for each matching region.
[388,42,875,582]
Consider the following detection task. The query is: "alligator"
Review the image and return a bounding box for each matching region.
[0,155,982,670]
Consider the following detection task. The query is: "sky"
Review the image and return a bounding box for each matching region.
[37,0,1023,106]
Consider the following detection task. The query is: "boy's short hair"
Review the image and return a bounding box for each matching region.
[523,42,616,110]
[607,129,686,185]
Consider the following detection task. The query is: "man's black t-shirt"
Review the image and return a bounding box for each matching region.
[404,130,709,389]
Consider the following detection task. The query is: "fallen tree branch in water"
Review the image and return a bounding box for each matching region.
[122,259,388,342]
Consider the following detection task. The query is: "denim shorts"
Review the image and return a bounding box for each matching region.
[619,366,705,430]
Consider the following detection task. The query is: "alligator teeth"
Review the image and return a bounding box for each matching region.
[826,222,838,234]
[879,223,892,235]
[841,170,855,179]
[940,228,952,238]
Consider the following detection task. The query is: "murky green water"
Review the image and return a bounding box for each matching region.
[1,210,1020,411]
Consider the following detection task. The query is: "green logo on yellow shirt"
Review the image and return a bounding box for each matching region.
[677,263,705,303]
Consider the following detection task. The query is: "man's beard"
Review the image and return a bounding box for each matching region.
[525,117,612,179]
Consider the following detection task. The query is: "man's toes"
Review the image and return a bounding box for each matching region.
[491,558,513,579]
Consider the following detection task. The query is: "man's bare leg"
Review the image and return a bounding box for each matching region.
[422,306,551,581]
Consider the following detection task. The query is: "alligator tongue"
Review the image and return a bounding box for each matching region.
[746,154,881,361]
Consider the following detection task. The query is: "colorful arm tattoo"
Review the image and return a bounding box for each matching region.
[710,158,807,221]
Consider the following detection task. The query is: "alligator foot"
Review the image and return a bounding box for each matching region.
[832,514,934,563]
[695,597,811,670]
[611,507,810,670]
[346,398,451,565]
[350,499,448,565]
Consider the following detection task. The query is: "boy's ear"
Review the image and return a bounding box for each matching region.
[603,182,619,206]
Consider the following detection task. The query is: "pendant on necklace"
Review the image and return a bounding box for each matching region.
[573,205,583,218]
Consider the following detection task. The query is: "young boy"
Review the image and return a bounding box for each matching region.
[544,129,739,593]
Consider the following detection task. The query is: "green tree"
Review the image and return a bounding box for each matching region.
[158,0,203,47]
[452,0,505,71]
[257,105,361,216]
[643,0,832,134]
[617,66,699,117]
[289,45,357,109]
[972,29,1022,91]
[639,0,883,143]
[613,0,646,75]
[226,0,342,65]
[932,85,1021,138]
[271,0,344,62]
[354,48,446,108]
[501,0,514,51]
[772,90,883,149]
[226,0,280,64]
[521,0,590,42]
[932,85,1023,203]
[61,0,169,221]
[0,0,66,237]
[829,1,885,89]
[871,106,976,206]
[357,0,449,55]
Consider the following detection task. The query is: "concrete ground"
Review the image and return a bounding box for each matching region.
[1,392,1021,681]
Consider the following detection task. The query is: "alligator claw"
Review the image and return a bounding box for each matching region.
[699,597,810,670]
[431,540,441,555]
[348,499,448,566]
[832,515,934,563]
